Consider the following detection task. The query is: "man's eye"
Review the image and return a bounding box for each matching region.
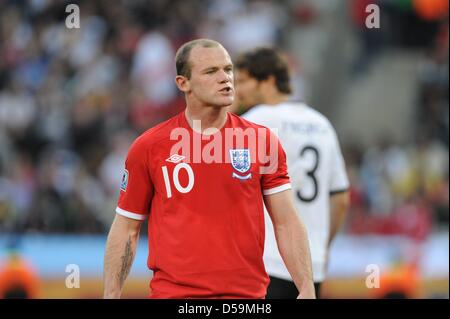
[206,70,215,74]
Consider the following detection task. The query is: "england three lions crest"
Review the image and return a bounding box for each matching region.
[229,149,252,180]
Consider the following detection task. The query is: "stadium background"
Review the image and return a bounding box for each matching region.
[0,0,448,298]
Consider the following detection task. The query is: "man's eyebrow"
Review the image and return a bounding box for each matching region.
[201,64,233,72]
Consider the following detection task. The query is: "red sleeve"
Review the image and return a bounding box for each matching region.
[259,129,291,195]
[116,137,153,220]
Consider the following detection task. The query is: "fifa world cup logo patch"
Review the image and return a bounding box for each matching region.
[121,169,129,192]
[229,149,252,180]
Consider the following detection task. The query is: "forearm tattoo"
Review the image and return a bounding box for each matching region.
[118,236,134,288]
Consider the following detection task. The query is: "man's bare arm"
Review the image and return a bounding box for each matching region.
[328,191,350,247]
[264,189,315,299]
[103,214,143,298]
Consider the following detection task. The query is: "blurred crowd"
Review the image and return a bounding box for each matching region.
[0,0,448,237]
[346,0,449,239]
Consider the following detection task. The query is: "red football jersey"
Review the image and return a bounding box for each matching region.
[116,111,291,298]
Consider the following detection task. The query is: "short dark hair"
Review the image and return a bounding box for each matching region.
[175,39,222,79]
[234,48,292,94]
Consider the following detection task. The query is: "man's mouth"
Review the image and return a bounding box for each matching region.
[219,87,233,93]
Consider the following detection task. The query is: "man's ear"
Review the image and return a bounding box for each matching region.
[175,75,190,93]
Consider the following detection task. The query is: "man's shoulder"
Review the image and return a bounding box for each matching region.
[229,111,273,132]
[278,102,336,133]
[298,103,331,125]
[241,102,331,128]
[241,104,273,120]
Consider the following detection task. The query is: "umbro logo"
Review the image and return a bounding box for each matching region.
[166,154,185,163]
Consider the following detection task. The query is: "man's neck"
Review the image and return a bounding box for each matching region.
[185,104,228,134]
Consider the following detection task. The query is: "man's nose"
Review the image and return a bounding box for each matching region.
[218,70,232,83]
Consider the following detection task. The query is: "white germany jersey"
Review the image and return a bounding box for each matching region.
[243,102,349,282]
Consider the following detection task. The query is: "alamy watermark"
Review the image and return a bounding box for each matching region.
[365,4,380,29]
[65,264,80,288]
[365,264,380,289]
[168,120,280,175]
[65,4,80,29]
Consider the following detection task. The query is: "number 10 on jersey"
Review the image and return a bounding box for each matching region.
[162,163,195,198]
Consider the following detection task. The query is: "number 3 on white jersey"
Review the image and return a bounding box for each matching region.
[162,163,195,198]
